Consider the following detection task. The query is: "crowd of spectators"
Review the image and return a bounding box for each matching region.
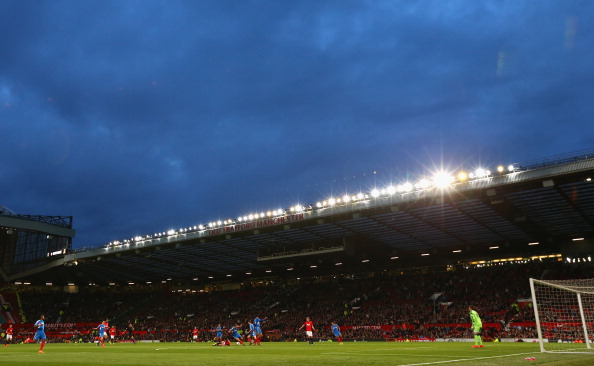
[3,260,592,343]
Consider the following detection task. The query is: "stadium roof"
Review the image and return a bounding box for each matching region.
[9,151,594,286]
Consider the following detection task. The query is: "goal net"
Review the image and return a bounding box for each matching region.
[530,278,594,353]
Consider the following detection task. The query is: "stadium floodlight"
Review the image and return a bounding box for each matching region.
[248,214,254,220]
[497,165,505,173]
[474,168,488,178]
[457,171,468,181]
[328,198,336,206]
[342,194,351,203]
[198,224,205,230]
[167,229,176,235]
[316,202,323,208]
[357,192,365,200]
[508,164,516,172]
[370,188,380,198]
[398,182,413,192]
[386,185,397,195]
[432,171,454,188]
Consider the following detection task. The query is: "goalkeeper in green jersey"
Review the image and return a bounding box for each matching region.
[469,306,484,348]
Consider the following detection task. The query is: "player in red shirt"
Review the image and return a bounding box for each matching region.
[298,317,316,345]
[192,327,199,342]
[109,326,117,344]
[4,324,13,347]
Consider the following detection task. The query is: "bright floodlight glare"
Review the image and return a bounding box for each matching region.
[371,189,380,198]
[167,229,176,235]
[342,194,350,202]
[457,171,468,181]
[416,178,431,189]
[357,192,365,200]
[433,171,454,188]
[328,198,336,206]
[508,164,515,171]
[386,185,397,195]
[497,165,505,173]
[475,168,487,178]
[398,182,413,192]
[316,202,323,208]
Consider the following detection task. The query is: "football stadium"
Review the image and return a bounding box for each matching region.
[2,150,594,365]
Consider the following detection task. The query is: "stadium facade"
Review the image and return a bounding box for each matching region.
[0,205,75,283]
[4,149,594,289]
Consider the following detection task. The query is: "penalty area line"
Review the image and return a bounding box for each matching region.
[398,352,536,366]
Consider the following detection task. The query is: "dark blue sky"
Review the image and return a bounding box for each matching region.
[1,1,593,248]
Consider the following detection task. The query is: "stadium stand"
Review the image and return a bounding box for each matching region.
[3,259,592,343]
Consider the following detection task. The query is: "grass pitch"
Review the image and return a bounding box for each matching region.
[1,341,593,366]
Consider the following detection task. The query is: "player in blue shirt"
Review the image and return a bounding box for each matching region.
[97,321,107,347]
[254,316,266,345]
[215,324,223,342]
[331,321,343,344]
[34,315,47,353]
[247,321,256,345]
[229,324,245,345]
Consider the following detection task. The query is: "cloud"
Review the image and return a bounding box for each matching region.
[1,0,593,247]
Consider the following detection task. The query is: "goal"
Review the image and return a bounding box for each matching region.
[530,278,594,353]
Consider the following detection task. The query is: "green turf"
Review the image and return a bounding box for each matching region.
[1,341,593,366]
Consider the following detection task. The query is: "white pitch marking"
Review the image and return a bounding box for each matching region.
[322,352,473,358]
[397,352,536,366]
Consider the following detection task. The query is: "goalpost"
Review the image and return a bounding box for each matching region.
[530,278,594,353]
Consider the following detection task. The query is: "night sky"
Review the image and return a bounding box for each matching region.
[1,1,593,249]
